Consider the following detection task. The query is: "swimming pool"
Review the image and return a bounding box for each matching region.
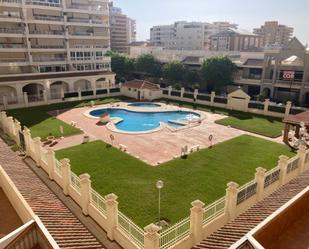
[89,108,200,132]
[128,103,161,108]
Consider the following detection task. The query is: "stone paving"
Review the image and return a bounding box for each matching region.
[52,103,283,166]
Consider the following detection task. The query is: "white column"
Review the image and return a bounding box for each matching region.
[278,155,289,186]
[285,101,292,118]
[255,167,266,201]
[23,127,32,156]
[46,149,56,180]
[194,89,199,101]
[33,137,42,166]
[80,173,91,215]
[168,86,172,97]
[60,158,71,196]
[263,99,270,115]
[225,181,239,220]
[105,193,118,240]
[14,120,22,146]
[190,200,205,244]
[210,91,216,106]
[180,87,185,99]
[43,90,48,104]
[2,96,8,110]
[297,145,306,174]
[144,224,160,249]
[23,92,29,107]
[78,87,82,100]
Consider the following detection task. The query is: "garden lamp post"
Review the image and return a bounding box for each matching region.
[156,180,164,228]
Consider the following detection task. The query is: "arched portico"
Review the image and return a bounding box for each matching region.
[0,85,17,104]
[74,79,92,91]
[22,83,44,102]
[50,81,70,99]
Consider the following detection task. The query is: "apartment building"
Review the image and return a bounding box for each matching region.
[109,3,136,53]
[210,28,263,52]
[0,0,115,106]
[150,21,237,51]
[253,21,294,48]
[234,37,309,105]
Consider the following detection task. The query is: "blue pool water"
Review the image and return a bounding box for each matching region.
[89,108,200,132]
[128,103,161,108]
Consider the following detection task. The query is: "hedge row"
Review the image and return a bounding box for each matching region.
[183,93,194,99]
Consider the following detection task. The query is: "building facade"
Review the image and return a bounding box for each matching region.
[0,0,115,106]
[210,28,263,52]
[150,21,237,51]
[253,21,294,48]
[109,4,136,53]
[234,38,309,105]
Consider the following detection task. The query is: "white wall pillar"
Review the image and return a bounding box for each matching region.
[14,120,22,146]
[46,149,56,180]
[105,193,118,241]
[278,155,289,186]
[194,89,198,101]
[180,87,185,98]
[255,167,266,201]
[168,86,172,97]
[2,96,8,110]
[23,92,29,107]
[33,137,42,166]
[225,181,239,220]
[60,158,71,196]
[285,101,292,118]
[43,90,48,104]
[144,224,160,249]
[297,145,306,174]
[190,200,205,244]
[23,127,32,156]
[78,87,82,100]
[210,91,216,106]
[263,99,270,115]
[80,173,91,215]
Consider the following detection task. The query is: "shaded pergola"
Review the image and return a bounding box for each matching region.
[283,111,309,144]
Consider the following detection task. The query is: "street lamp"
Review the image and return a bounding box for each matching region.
[156,180,164,227]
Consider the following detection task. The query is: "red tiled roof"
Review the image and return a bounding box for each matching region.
[0,138,104,249]
[284,111,309,125]
[123,80,160,90]
[193,170,309,249]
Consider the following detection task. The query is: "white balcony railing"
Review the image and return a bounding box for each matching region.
[29,30,65,35]
[0,28,24,34]
[0,44,26,48]
[67,4,107,11]
[26,0,61,7]
[0,13,21,19]
[32,15,64,22]
[33,57,66,62]
[0,0,21,4]
[31,45,65,49]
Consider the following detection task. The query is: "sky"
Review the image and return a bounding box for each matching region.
[113,0,309,45]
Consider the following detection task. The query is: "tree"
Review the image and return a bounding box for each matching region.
[163,61,186,82]
[107,51,135,78]
[135,54,162,77]
[200,56,237,93]
[184,70,200,84]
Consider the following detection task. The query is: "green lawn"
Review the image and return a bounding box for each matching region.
[56,135,294,227]
[7,97,128,139]
[159,98,284,138]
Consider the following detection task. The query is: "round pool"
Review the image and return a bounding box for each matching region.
[89,108,200,132]
[128,103,161,108]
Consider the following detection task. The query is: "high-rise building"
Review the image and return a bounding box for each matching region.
[109,4,136,53]
[150,21,237,51]
[253,21,294,48]
[0,0,115,105]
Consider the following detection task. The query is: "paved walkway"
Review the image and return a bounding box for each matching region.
[0,136,114,249]
[53,104,284,165]
[193,169,309,249]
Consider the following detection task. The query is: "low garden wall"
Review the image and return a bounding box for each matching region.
[1,111,308,249]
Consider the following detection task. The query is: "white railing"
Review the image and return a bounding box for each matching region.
[33,15,63,21]
[287,157,299,174]
[29,30,64,35]
[237,179,257,205]
[70,172,81,193]
[0,28,24,34]
[31,45,65,49]
[118,211,144,249]
[203,196,226,225]
[160,217,190,249]
[90,189,106,215]
[0,0,21,3]
[264,166,280,188]
[54,159,62,177]
[26,0,61,7]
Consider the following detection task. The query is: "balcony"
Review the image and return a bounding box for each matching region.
[31,44,65,49]
[67,18,108,26]
[0,27,24,34]
[0,0,21,4]
[234,76,261,85]
[25,0,61,7]
[33,57,67,62]
[29,30,65,36]
[0,13,22,21]
[69,31,109,38]
[66,4,108,14]
[32,15,64,22]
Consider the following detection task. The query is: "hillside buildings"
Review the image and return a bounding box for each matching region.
[150,21,237,51]
[253,21,294,48]
[0,0,115,106]
[109,3,136,53]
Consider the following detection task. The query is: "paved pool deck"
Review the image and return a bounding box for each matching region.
[51,103,283,166]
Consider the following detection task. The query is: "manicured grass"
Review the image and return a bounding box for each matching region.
[56,135,294,227]
[7,97,128,139]
[159,98,284,138]
[215,115,284,138]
